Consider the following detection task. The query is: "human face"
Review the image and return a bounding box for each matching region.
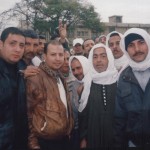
[109,35,123,59]
[100,36,106,44]
[44,44,64,71]
[127,39,148,62]
[83,40,95,57]
[33,38,39,54]
[71,59,84,81]
[60,51,70,74]
[73,44,83,55]
[93,47,108,73]
[38,38,46,55]
[94,37,99,44]
[0,34,25,64]
[23,37,38,64]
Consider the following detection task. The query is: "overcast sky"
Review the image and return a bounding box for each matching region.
[89,0,150,24]
[0,0,150,24]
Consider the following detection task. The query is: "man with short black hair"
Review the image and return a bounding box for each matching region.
[31,35,46,67]
[0,27,28,150]
[26,40,73,150]
[20,29,40,78]
[82,39,95,58]
[38,35,46,60]
[23,29,39,65]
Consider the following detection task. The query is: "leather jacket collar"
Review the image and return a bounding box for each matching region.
[39,62,63,82]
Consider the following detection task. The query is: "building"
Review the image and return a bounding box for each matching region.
[68,15,150,45]
[102,15,150,35]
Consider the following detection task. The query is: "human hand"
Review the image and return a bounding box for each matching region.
[59,20,67,42]
[20,65,40,78]
[80,138,87,148]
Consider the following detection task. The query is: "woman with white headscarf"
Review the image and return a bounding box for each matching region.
[79,43,118,149]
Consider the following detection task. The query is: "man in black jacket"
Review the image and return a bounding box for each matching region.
[115,28,150,148]
[0,27,28,150]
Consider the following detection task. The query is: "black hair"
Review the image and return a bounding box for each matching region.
[23,29,38,39]
[82,38,93,49]
[0,27,25,42]
[44,40,62,54]
[39,35,46,40]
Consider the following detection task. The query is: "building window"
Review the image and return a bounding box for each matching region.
[116,17,122,23]
[76,30,89,37]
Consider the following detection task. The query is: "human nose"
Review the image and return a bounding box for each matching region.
[31,45,34,52]
[56,54,62,60]
[90,45,93,49]
[74,69,79,76]
[16,45,22,52]
[97,56,101,62]
[134,43,140,52]
[41,43,44,49]
[112,43,117,49]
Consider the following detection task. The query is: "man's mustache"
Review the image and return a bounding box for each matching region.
[133,52,144,57]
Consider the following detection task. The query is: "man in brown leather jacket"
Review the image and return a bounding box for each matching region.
[26,40,74,150]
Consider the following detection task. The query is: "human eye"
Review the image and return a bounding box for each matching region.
[109,43,113,47]
[20,43,25,49]
[77,66,81,70]
[51,53,56,56]
[127,43,134,48]
[139,39,146,44]
[116,41,120,46]
[34,44,38,48]
[72,68,75,72]
[25,42,30,46]
[93,55,97,59]
[59,53,64,57]
[86,44,89,47]
[10,41,16,46]
[103,55,106,57]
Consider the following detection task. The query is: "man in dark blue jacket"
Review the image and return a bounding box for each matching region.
[0,27,28,150]
[114,28,150,148]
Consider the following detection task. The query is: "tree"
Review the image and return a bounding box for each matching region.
[0,0,104,36]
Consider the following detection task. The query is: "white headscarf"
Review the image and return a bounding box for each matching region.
[106,31,129,71]
[69,55,90,83]
[106,31,123,47]
[120,28,150,71]
[78,44,118,112]
[88,43,118,85]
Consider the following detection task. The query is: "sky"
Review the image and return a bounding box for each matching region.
[0,0,150,25]
[88,0,150,24]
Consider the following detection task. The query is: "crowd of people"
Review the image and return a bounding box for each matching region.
[0,21,150,150]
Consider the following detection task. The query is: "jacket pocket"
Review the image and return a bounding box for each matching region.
[120,88,131,98]
[32,109,68,140]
